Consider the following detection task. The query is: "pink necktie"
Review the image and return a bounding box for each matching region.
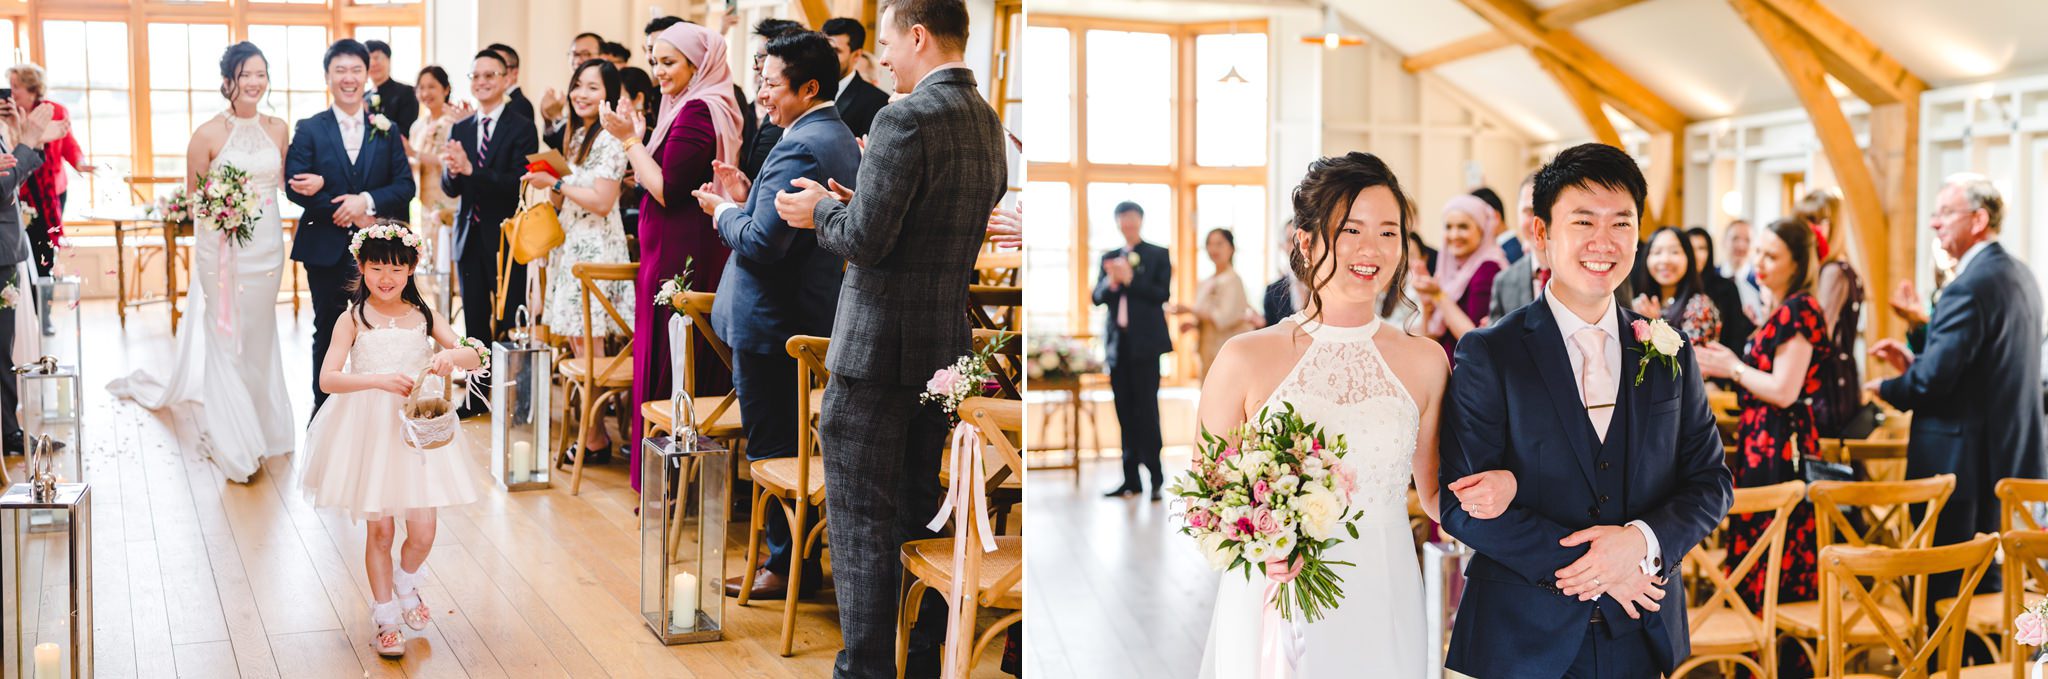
[1572,327,1615,441]
[1116,253,1130,328]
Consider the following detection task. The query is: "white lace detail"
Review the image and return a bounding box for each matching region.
[217,114,282,195]
[348,308,434,376]
[1259,314,1420,517]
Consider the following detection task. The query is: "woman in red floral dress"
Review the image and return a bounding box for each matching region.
[1694,217,1827,676]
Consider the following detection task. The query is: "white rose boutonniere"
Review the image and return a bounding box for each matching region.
[0,283,18,310]
[369,114,392,140]
[1630,318,1685,386]
[1124,250,1142,270]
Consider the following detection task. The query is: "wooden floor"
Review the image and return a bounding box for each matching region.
[1023,449,1209,679]
[3,300,1012,678]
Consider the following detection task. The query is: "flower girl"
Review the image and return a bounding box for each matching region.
[298,221,487,657]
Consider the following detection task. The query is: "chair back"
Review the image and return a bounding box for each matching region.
[968,285,1022,331]
[973,329,1023,399]
[1819,534,1998,678]
[675,290,738,427]
[786,335,832,503]
[974,251,1020,286]
[1685,481,1805,662]
[959,396,1023,608]
[1817,438,1910,481]
[1996,478,2048,533]
[571,262,638,384]
[1809,475,1955,552]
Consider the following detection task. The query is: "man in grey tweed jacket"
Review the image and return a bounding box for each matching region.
[777,1,1007,676]
[0,102,63,455]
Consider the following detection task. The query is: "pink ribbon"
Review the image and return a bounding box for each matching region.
[214,230,237,344]
[1258,558,1305,679]
[926,421,997,679]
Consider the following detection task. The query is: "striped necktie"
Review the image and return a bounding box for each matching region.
[472,117,491,229]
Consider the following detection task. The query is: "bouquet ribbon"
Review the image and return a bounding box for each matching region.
[1259,559,1305,679]
[926,421,997,679]
[215,230,238,343]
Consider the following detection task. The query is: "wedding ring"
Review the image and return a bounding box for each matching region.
[1591,578,1602,587]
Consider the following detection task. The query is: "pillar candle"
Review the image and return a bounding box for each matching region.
[670,571,698,630]
[55,379,72,419]
[510,441,533,481]
[34,642,59,679]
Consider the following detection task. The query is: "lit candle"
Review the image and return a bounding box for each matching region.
[34,642,58,679]
[670,571,698,630]
[510,441,533,481]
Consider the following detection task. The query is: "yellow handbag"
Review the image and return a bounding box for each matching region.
[505,185,563,265]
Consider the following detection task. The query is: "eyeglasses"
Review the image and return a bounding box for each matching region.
[469,71,506,81]
[570,49,596,60]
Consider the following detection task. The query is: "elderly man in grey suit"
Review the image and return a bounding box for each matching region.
[776,2,1007,676]
[694,30,859,603]
[0,101,64,455]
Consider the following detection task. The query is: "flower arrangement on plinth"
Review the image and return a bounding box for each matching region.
[1025,335,1102,382]
[1170,403,1363,622]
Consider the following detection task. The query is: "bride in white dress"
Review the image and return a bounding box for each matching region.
[1194,152,1517,677]
[108,42,294,482]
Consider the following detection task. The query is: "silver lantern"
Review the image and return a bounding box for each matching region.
[2,478,92,679]
[639,428,728,645]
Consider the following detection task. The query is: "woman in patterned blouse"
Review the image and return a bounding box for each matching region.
[1631,226,1722,344]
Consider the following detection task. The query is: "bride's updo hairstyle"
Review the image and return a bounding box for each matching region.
[347,219,435,335]
[1287,151,1415,326]
[219,41,267,101]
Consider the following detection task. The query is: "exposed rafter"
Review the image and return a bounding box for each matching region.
[1402,0,1647,73]
[1753,0,1925,105]
[1531,49,1622,148]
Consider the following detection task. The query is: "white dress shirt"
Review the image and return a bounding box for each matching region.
[1954,239,1994,279]
[331,105,376,217]
[1542,284,1664,577]
[836,72,856,102]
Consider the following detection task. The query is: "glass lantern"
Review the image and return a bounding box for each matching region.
[490,308,553,491]
[30,276,80,369]
[639,432,728,644]
[14,359,81,484]
[2,481,93,679]
[1423,539,1472,666]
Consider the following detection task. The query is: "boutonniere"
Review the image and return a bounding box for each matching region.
[369,113,392,140]
[1125,250,1142,269]
[368,90,383,113]
[0,282,19,310]
[1630,319,1684,386]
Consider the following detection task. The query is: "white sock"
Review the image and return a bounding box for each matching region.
[371,598,401,626]
[394,566,423,608]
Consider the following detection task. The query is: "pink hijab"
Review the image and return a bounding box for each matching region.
[649,22,743,167]
[1428,194,1509,336]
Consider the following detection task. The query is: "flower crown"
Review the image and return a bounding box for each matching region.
[349,221,424,258]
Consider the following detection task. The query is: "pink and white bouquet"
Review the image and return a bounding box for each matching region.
[191,164,262,247]
[2014,599,2048,648]
[150,186,191,226]
[1170,402,1363,622]
[921,330,1012,416]
[1025,335,1101,382]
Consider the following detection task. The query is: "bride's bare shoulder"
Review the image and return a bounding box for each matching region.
[1376,327,1450,391]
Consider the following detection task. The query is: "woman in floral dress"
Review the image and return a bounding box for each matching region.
[1694,217,1829,677]
[524,59,634,457]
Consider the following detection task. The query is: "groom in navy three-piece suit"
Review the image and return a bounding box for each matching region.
[285,39,415,413]
[1439,143,1732,679]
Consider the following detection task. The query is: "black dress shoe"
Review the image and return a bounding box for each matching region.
[1102,486,1138,498]
[1149,489,1162,502]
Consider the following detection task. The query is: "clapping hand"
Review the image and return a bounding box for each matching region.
[1870,338,1914,374]
[598,100,640,143]
[442,141,473,176]
[691,182,729,218]
[774,177,852,230]
[1631,294,1666,319]
[1447,470,1518,520]
[1890,281,1928,325]
[987,205,1022,248]
[539,88,565,121]
[0,153,18,177]
[1692,341,1739,379]
[710,160,750,203]
[288,173,325,197]
[448,100,477,122]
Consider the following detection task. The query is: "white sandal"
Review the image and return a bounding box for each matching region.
[375,622,406,657]
[401,591,432,631]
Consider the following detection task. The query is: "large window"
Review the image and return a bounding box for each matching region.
[0,2,424,213]
[1027,15,1269,382]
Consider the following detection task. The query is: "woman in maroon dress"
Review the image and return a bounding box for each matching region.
[603,21,740,490]
[1694,217,1827,677]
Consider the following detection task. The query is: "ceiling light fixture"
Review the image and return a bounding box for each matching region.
[1301,3,1364,50]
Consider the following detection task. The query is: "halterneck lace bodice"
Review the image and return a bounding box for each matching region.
[1258,314,1421,518]
[215,114,282,195]
[348,309,434,376]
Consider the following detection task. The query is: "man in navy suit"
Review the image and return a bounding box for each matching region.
[1094,201,1173,500]
[441,49,539,417]
[693,30,856,602]
[1870,174,2045,605]
[1439,143,1732,679]
[285,39,417,412]
[486,43,534,125]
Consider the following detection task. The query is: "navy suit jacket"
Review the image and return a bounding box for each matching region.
[285,109,417,267]
[1092,242,1173,368]
[441,107,539,262]
[1440,296,1732,678]
[712,106,858,355]
[1880,242,2046,536]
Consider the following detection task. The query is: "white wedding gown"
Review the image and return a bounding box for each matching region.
[108,113,294,482]
[1198,314,1426,678]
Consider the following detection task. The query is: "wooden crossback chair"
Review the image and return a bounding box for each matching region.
[967,285,1021,331]
[1937,479,2048,664]
[640,291,746,459]
[897,396,1023,679]
[1972,530,2048,679]
[1820,533,1998,678]
[973,249,1020,286]
[1778,475,1956,670]
[973,328,1024,401]
[736,334,832,657]
[1674,480,1805,678]
[1818,438,1910,482]
[552,263,637,495]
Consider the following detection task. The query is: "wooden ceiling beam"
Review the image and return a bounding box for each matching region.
[1403,0,1646,72]
[1752,0,1924,105]
[1531,49,1622,148]
[1455,0,1685,133]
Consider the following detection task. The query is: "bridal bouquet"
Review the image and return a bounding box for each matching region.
[921,330,1012,417]
[1171,403,1363,622]
[191,164,262,247]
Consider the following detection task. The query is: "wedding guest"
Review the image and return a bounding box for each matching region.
[365,41,419,136]
[7,64,93,280]
[1722,219,1765,322]
[1867,174,2044,607]
[1382,231,1434,333]
[643,16,756,182]
[440,49,539,418]
[741,19,807,178]
[1792,190,1866,436]
[822,17,892,137]
[618,66,658,242]
[688,30,855,600]
[1169,228,1256,378]
[601,20,739,492]
[1489,175,1545,322]
[1633,226,1721,344]
[527,59,633,459]
[1687,226,1755,356]
[1095,201,1171,499]
[0,99,63,454]
[541,33,605,149]
[408,66,458,230]
[600,41,633,68]
[486,43,534,123]
[1694,218,1826,677]
[1472,186,1518,263]
[1262,219,1301,327]
[771,2,1009,672]
[1415,195,1505,360]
